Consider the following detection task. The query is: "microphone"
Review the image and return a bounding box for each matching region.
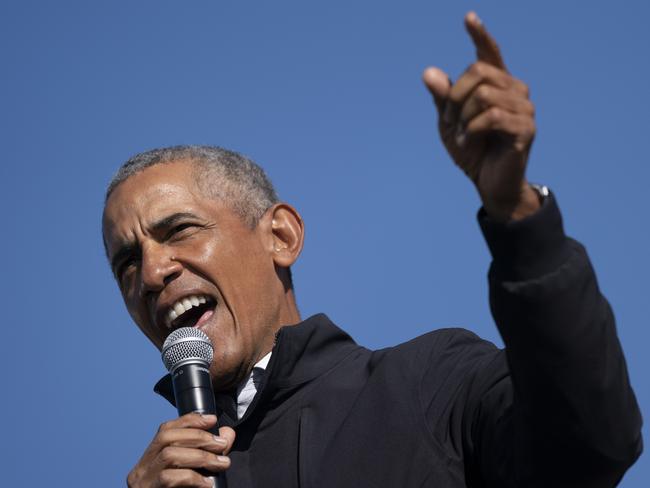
[162,327,227,488]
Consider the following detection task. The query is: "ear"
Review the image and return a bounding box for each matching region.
[263,203,304,268]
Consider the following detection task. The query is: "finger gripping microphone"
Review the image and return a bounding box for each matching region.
[162,327,227,488]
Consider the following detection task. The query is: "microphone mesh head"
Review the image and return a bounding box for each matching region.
[161,327,213,372]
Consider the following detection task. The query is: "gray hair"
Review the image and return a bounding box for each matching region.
[106,145,279,227]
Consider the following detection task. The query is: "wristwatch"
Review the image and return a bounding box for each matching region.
[530,183,550,204]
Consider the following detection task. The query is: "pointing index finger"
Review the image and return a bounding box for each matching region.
[465,11,507,71]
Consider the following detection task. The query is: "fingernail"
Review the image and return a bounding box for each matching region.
[213,435,227,446]
[217,455,230,463]
[200,413,216,420]
[204,476,216,488]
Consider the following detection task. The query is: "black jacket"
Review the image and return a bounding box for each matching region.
[156,195,642,487]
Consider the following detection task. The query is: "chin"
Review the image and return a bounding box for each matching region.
[209,351,245,392]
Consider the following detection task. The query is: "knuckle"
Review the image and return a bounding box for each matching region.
[471,61,487,77]
[156,429,171,445]
[126,470,137,488]
[487,107,503,122]
[197,413,216,427]
[195,430,211,447]
[158,470,175,487]
[202,450,218,466]
[475,85,491,103]
[516,80,530,97]
[159,446,176,466]
[527,100,536,117]
[527,120,537,136]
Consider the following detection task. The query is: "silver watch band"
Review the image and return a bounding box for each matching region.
[530,183,550,203]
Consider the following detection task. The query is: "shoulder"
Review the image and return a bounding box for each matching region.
[368,327,504,388]
[381,327,499,364]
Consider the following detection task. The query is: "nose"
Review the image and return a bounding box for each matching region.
[139,242,182,297]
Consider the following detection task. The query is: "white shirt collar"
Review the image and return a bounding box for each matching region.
[235,352,272,420]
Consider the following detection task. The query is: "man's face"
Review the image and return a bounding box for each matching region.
[102,160,285,390]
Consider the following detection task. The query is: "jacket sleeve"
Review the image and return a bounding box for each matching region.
[466,192,642,487]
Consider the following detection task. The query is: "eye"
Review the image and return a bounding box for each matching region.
[116,255,140,282]
[166,222,198,240]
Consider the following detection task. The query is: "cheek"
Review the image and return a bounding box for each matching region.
[193,234,268,280]
[121,278,140,314]
[122,286,156,339]
[223,246,273,292]
[183,232,276,315]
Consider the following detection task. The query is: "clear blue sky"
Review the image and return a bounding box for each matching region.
[2,1,648,485]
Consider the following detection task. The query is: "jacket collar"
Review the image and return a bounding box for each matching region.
[154,313,360,418]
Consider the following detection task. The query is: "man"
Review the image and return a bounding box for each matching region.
[103,13,641,488]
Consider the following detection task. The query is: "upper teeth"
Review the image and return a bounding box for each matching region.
[165,295,209,329]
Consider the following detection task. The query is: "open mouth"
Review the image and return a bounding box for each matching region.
[164,294,217,330]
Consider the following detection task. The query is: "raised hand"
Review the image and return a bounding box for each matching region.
[423,12,541,222]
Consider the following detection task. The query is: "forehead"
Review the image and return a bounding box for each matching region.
[102,161,209,250]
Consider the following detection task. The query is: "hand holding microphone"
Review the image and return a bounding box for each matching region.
[127,328,234,488]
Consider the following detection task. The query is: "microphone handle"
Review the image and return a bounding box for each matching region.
[172,362,227,488]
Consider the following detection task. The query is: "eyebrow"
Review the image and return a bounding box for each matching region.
[150,212,201,233]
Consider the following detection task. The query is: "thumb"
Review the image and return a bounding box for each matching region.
[218,426,236,455]
[422,66,451,113]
